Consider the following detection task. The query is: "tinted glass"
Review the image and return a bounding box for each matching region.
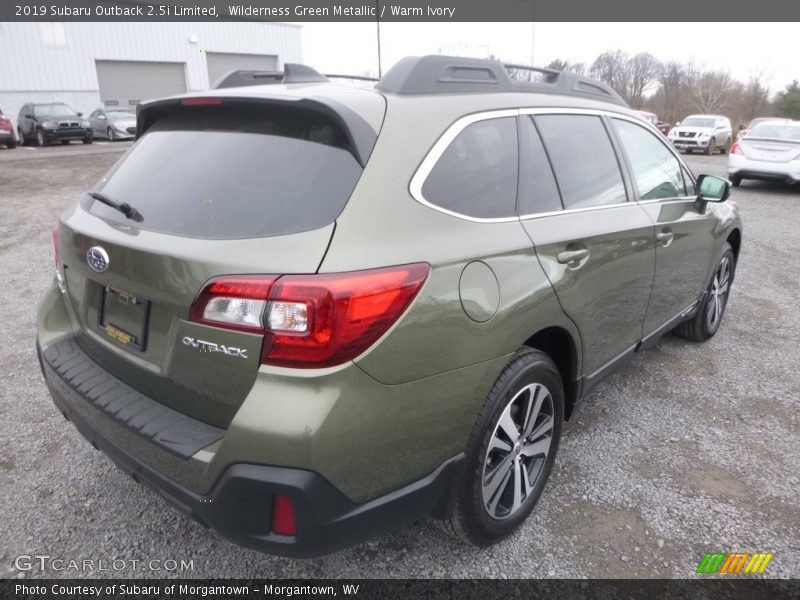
[748,123,800,141]
[421,117,518,219]
[613,119,686,200]
[682,117,715,128]
[518,117,563,215]
[88,105,362,239]
[34,103,77,118]
[535,115,627,209]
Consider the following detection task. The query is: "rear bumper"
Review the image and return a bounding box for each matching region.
[0,131,14,142]
[37,337,464,557]
[727,155,800,182]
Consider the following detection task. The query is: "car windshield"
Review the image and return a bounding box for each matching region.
[107,110,135,119]
[747,123,800,142]
[682,117,716,128]
[34,103,77,118]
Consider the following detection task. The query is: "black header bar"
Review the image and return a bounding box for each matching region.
[3,0,800,22]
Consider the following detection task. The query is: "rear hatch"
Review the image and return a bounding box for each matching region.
[56,96,381,427]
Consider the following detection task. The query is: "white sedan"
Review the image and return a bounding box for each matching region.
[728,121,800,187]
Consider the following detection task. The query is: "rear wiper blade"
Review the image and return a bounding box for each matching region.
[89,191,143,222]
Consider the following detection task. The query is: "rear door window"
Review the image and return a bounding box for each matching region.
[421,116,518,219]
[535,114,627,210]
[518,116,563,216]
[88,104,363,239]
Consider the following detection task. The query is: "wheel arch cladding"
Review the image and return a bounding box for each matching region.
[523,326,579,418]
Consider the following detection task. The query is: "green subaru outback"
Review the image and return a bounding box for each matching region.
[36,56,742,556]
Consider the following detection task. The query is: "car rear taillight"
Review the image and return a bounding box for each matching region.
[271,495,297,536]
[189,276,276,333]
[52,220,62,270]
[730,142,742,155]
[189,263,429,369]
[189,264,430,368]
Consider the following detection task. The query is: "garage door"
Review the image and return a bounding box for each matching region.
[206,53,278,88]
[96,60,187,108]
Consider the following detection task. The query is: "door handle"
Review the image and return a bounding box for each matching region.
[557,249,590,264]
[656,231,674,247]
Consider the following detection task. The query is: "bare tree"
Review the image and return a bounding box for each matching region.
[590,50,632,99]
[627,52,661,108]
[689,70,733,113]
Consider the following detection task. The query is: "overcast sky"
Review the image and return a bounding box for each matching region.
[300,22,797,94]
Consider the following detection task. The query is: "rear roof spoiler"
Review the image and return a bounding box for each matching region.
[135,94,379,167]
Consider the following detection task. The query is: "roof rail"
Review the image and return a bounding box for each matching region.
[375,55,627,107]
[212,63,329,89]
[324,74,380,83]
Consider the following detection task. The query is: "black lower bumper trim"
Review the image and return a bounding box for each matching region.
[38,339,465,557]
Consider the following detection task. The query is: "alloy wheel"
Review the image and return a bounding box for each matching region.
[482,383,554,520]
[706,256,731,330]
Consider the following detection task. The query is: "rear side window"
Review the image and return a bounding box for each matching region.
[88,105,363,239]
[421,117,518,219]
[518,116,563,215]
[535,114,627,210]
[612,119,686,200]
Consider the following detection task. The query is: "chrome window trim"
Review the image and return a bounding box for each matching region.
[409,106,699,224]
[408,109,520,224]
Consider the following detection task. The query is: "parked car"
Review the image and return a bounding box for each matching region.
[17,102,92,146]
[667,114,732,154]
[88,108,136,140]
[736,117,791,141]
[36,56,742,557]
[633,110,658,125]
[0,109,16,148]
[656,121,672,136]
[728,120,800,187]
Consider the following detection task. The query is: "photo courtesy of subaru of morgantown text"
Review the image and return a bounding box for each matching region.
[36,54,742,557]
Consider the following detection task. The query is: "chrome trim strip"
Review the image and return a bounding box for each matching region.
[408,106,697,224]
[408,109,520,224]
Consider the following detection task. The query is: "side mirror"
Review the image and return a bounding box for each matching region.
[98,114,106,120]
[738,124,745,130]
[696,174,730,203]
[24,113,33,119]
[77,112,83,117]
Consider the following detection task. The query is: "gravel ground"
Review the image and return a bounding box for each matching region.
[0,144,798,579]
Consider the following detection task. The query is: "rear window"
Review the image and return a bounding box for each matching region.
[88,105,363,239]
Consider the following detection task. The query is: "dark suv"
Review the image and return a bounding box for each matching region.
[17,102,93,146]
[37,56,741,557]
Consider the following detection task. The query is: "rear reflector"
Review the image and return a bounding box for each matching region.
[189,264,429,368]
[272,495,297,536]
[181,97,224,106]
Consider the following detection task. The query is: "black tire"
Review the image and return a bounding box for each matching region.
[730,176,741,187]
[37,129,49,147]
[17,128,26,146]
[705,137,716,155]
[435,347,564,546]
[61,140,70,145]
[6,140,16,149]
[720,138,731,155]
[108,127,116,141]
[83,136,93,145]
[674,243,735,342]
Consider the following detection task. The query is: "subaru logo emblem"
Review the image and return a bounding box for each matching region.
[86,246,109,273]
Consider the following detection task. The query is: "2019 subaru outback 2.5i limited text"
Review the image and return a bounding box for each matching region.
[37,56,742,557]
